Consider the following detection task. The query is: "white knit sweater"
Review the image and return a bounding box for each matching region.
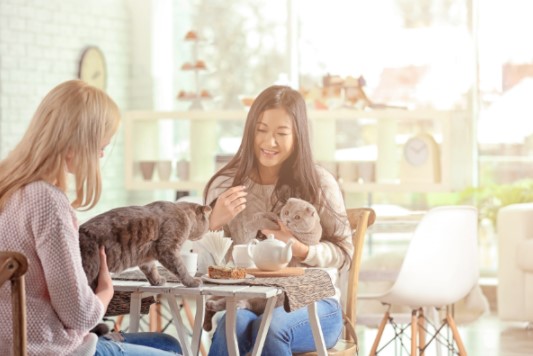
[206,165,353,301]
[0,181,104,356]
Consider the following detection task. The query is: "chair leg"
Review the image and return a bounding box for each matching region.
[418,308,426,356]
[411,309,418,356]
[446,311,467,356]
[114,315,124,332]
[369,310,390,356]
[182,298,207,356]
[149,300,162,332]
[12,276,27,356]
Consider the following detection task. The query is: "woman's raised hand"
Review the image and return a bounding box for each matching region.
[209,185,247,230]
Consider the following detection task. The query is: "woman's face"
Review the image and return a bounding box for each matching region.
[65,138,110,174]
[254,108,295,175]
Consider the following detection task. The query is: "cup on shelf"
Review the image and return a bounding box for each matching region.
[337,161,358,182]
[177,159,190,180]
[356,161,376,183]
[139,161,156,181]
[215,154,233,172]
[157,160,172,181]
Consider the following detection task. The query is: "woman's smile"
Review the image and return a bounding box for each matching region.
[254,108,295,174]
[260,148,279,158]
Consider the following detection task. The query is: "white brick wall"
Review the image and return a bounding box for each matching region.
[0,0,132,221]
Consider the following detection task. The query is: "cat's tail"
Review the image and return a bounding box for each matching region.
[202,309,217,332]
[90,322,109,336]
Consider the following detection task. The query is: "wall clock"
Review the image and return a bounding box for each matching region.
[400,132,441,183]
[78,46,107,91]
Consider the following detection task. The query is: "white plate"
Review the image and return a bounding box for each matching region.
[201,274,255,284]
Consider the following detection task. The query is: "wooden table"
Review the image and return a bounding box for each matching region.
[113,279,329,356]
[113,270,331,356]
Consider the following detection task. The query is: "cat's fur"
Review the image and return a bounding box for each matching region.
[79,200,211,335]
[245,197,322,245]
[80,200,211,289]
[203,198,322,331]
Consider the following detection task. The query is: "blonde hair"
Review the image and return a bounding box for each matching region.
[0,80,121,211]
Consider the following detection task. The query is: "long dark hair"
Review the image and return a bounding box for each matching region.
[204,85,322,209]
[204,85,352,265]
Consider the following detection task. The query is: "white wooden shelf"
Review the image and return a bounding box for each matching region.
[125,179,207,192]
[123,109,471,194]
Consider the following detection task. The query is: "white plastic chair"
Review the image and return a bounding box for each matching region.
[359,205,478,356]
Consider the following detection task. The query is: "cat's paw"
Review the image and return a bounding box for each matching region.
[150,276,166,286]
[183,277,201,288]
[206,300,219,311]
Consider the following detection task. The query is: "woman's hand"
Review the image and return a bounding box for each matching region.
[209,185,247,230]
[262,221,310,260]
[95,246,114,309]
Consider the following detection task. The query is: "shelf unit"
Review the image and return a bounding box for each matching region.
[123,109,471,194]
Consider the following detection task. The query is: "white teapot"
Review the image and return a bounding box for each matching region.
[247,234,294,271]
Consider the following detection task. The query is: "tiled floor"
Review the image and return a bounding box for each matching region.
[115,306,533,356]
[356,312,533,356]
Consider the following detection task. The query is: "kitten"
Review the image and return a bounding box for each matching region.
[203,198,322,331]
[79,200,211,291]
[245,197,322,245]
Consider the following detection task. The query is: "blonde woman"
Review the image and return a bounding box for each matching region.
[0,80,181,356]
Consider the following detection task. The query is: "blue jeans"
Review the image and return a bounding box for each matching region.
[95,332,182,355]
[208,298,342,356]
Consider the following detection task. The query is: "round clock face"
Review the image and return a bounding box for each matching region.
[78,47,106,91]
[403,137,429,166]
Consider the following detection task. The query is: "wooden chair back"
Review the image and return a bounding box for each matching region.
[0,251,28,356]
[295,207,376,355]
[343,208,376,341]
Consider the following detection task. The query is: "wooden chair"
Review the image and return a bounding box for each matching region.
[295,207,376,356]
[0,251,29,356]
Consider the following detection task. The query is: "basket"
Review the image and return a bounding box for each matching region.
[104,291,156,317]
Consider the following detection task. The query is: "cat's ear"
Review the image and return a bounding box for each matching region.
[306,206,315,217]
[197,205,212,216]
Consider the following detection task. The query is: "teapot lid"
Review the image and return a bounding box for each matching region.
[260,234,284,246]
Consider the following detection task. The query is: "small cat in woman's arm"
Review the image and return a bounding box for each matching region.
[245,197,322,245]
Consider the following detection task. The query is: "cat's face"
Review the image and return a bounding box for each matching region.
[279,198,318,233]
[175,202,212,241]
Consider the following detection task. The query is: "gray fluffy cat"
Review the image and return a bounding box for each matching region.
[249,197,323,245]
[79,200,212,290]
[203,197,322,331]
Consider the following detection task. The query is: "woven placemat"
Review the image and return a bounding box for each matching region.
[105,291,155,317]
[113,267,334,312]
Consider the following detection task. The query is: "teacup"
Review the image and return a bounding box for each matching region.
[180,252,198,277]
[232,244,255,268]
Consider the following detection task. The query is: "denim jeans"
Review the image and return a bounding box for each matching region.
[208,298,342,356]
[95,331,182,356]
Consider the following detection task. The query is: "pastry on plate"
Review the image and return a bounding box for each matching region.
[208,265,246,279]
